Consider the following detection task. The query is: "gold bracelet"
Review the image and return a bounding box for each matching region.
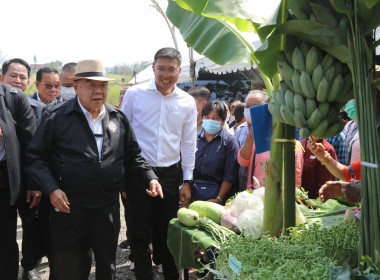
[318,152,331,165]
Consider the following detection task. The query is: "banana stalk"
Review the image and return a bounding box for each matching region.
[347,1,380,265]
[264,121,284,236]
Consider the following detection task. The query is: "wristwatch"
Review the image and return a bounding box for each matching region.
[183,180,193,185]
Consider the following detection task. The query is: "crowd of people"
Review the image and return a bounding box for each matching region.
[0,46,362,280]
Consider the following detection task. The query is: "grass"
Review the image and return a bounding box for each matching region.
[24,72,132,106]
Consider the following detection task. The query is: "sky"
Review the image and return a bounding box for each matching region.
[1,0,280,68]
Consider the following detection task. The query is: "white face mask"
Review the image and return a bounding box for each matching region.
[244,107,252,123]
[60,86,76,101]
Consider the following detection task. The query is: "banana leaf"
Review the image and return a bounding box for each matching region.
[173,0,264,32]
[167,218,217,269]
[166,0,254,66]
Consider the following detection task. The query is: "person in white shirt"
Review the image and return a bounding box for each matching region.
[121,47,197,280]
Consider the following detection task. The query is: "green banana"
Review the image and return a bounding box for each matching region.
[284,79,296,93]
[334,62,344,76]
[294,109,307,128]
[276,90,286,105]
[327,74,344,102]
[268,102,286,123]
[311,119,328,138]
[335,89,354,104]
[278,52,294,80]
[271,90,279,104]
[318,102,330,119]
[312,64,323,92]
[320,121,345,138]
[294,94,306,116]
[300,71,316,98]
[292,71,303,95]
[292,47,305,72]
[299,127,311,139]
[316,76,329,102]
[325,66,336,86]
[279,81,289,93]
[325,110,340,125]
[341,72,353,94]
[300,42,311,59]
[307,108,321,130]
[306,46,318,76]
[334,72,353,103]
[280,104,295,126]
[321,54,335,72]
[285,90,295,111]
[305,98,317,119]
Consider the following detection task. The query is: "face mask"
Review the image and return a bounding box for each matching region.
[226,113,231,123]
[60,86,76,101]
[345,101,357,122]
[202,119,222,134]
[244,108,252,123]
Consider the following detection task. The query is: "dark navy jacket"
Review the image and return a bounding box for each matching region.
[25,97,157,208]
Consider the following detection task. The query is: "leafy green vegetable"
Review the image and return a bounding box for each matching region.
[210,220,360,279]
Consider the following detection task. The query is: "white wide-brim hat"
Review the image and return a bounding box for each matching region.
[72,59,114,81]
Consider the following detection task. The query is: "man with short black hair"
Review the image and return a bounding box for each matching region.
[32,67,61,105]
[121,47,197,280]
[1,58,45,280]
[0,80,36,279]
[59,62,77,101]
[188,86,210,133]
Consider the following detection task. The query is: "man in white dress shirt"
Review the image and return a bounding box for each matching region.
[121,47,197,280]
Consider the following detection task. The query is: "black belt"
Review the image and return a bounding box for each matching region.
[151,162,180,173]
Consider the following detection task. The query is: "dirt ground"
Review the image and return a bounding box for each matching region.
[16,201,197,280]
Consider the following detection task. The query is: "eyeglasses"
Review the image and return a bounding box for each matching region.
[155,67,179,76]
[38,82,60,90]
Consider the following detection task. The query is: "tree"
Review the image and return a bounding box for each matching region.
[44,60,63,70]
[151,0,179,50]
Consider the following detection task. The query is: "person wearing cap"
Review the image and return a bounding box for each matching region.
[25,59,162,280]
[120,47,197,280]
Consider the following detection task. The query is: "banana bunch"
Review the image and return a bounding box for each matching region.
[269,42,352,139]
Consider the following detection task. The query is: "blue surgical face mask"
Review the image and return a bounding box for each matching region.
[346,101,357,122]
[202,119,222,134]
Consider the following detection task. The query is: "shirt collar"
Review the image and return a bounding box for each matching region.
[77,96,106,121]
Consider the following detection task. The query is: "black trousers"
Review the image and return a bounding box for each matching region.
[120,194,134,262]
[0,189,19,280]
[17,193,46,271]
[50,203,120,280]
[127,163,181,280]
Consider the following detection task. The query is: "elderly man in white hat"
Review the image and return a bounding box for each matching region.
[25,59,163,280]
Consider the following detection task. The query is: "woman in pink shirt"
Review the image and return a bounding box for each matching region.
[237,126,303,189]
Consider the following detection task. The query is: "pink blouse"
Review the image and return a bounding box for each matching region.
[237,141,303,189]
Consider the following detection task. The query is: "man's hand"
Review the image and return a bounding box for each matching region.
[342,179,361,203]
[27,190,41,208]
[146,179,163,199]
[0,126,3,138]
[179,182,191,208]
[49,189,70,213]
[319,181,345,203]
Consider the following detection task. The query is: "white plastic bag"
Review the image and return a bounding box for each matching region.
[236,209,263,238]
[252,187,265,203]
[230,191,263,215]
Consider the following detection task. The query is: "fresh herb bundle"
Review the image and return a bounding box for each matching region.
[210,220,360,279]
